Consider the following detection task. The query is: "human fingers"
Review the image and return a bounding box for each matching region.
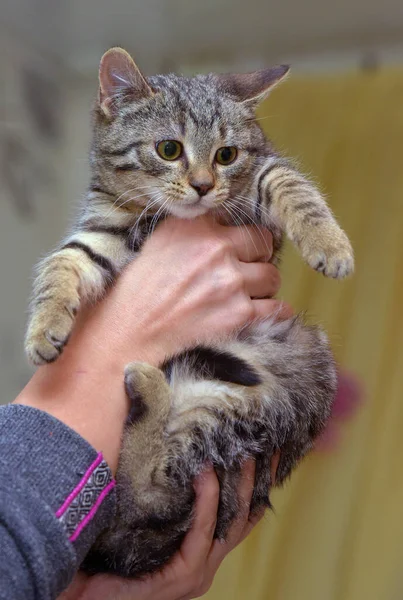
[221,225,273,263]
[238,262,281,298]
[153,467,219,600]
[271,451,280,485]
[183,460,256,598]
[208,460,256,565]
[237,451,281,545]
[177,466,219,572]
[58,572,89,599]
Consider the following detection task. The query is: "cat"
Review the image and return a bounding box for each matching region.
[25,47,354,577]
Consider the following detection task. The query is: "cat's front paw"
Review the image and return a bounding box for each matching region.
[303,227,354,279]
[25,299,78,365]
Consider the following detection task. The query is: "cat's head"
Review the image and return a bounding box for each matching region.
[91,47,289,219]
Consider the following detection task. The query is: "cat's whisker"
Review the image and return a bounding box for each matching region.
[129,195,163,239]
[107,191,156,220]
[232,196,275,246]
[224,205,261,262]
[132,192,165,230]
[224,198,252,219]
[103,185,163,221]
[226,198,272,257]
[143,193,165,219]
[113,193,150,213]
[149,196,171,236]
[230,199,272,239]
[148,206,164,237]
[103,187,141,219]
[223,201,258,252]
[221,203,255,255]
[234,194,274,224]
[133,192,165,231]
[221,203,241,230]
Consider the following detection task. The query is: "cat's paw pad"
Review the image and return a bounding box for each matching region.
[124,362,167,398]
[25,305,77,365]
[309,246,354,279]
[303,229,354,279]
[125,363,170,422]
[125,362,164,387]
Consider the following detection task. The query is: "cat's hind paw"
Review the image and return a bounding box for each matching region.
[124,362,171,424]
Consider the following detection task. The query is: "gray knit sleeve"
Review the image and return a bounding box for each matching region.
[0,404,116,600]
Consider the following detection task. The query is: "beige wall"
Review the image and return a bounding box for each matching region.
[0,32,92,402]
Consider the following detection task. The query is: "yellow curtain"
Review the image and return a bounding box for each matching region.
[204,69,403,600]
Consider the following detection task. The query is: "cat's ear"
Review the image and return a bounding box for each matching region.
[217,65,290,105]
[98,47,154,118]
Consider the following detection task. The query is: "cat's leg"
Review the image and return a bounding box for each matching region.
[215,455,274,539]
[121,362,176,504]
[124,361,171,433]
[256,157,354,278]
[25,229,132,365]
[250,453,273,515]
[88,362,194,578]
[214,464,242,539]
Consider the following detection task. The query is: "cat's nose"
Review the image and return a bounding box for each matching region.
[190,182,213,197]
[189,175,214,197]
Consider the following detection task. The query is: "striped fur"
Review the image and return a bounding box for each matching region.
[25,48,353,577]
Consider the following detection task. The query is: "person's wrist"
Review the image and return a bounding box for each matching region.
[15,313,176,473]
[15,360,128,474]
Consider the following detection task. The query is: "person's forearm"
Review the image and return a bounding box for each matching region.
[0,404,116,600]
[15,312,169,474]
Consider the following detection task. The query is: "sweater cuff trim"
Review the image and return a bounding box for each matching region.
[55,452,115,542]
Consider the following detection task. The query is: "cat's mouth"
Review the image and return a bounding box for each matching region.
[169,201,211,220]
[167,194,217,219]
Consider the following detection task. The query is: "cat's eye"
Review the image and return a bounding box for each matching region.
[156,140,183,161]
[215,146,237,165]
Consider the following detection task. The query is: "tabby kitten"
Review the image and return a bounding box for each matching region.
[25,48,353,577]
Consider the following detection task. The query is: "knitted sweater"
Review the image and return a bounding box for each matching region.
[0,404,116,599]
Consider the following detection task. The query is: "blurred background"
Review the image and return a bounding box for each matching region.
[1,1,403,598]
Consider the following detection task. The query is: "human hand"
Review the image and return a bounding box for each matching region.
[59,456,279,600]
[82,214,289,366]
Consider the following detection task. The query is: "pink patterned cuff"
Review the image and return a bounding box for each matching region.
[55,452,115,542]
